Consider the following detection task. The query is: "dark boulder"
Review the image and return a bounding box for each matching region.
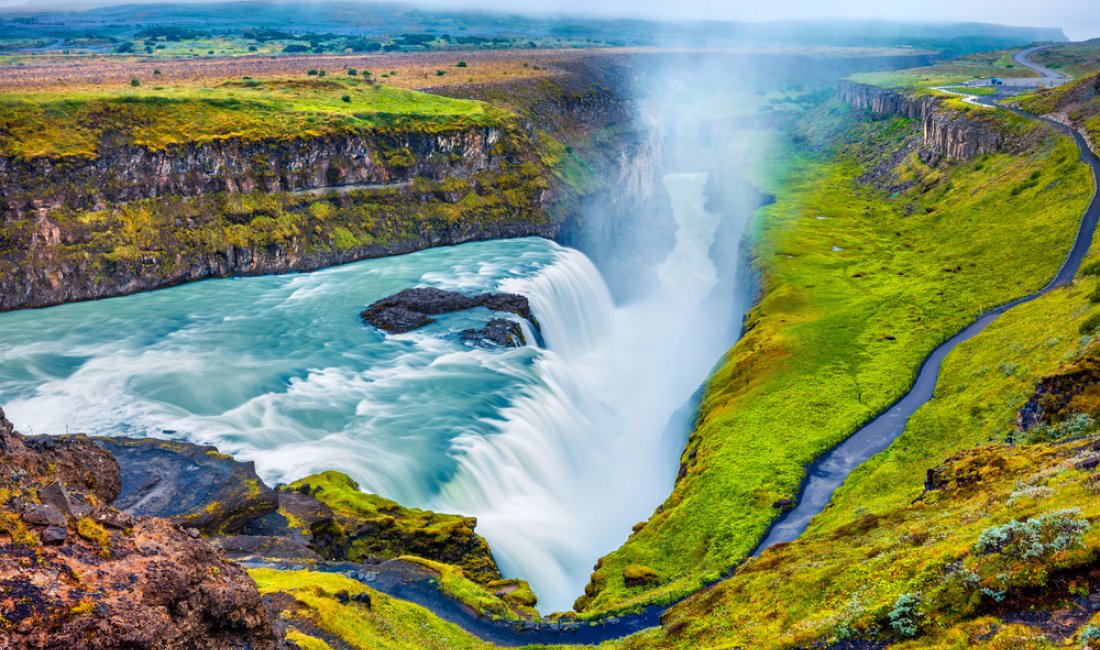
[361,287,539,337]
[461,319,526,348]
[21,503,66,527]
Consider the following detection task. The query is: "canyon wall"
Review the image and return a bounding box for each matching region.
[0,128,506,220]
[0,60,663,311]
[838,81,1004,160]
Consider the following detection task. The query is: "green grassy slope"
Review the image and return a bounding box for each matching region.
[575,97,1093,615]
[251,568,495,650]
[610,254,1100,648]
[0,77,499,160]
[1019,70,1100,148]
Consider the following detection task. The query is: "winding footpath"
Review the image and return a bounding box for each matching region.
[753,45,1098,553]
[290,47,1100,646]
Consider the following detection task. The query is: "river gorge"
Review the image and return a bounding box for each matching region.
[0,166,753,612]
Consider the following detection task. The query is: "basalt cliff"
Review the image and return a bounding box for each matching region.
[0,58,667,311]
[838,80,1006,160]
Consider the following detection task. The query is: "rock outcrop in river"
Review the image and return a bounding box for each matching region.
[361,286,538,345]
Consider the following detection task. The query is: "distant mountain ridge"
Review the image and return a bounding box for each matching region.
[0,2,1067,56]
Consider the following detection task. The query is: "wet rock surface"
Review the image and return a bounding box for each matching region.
[461,318,527,348]
[361,286,539,337]
[0,409,279,649]
[95,437,279,535]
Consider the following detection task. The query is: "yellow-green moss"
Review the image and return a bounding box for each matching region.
[249,568,493,650]
[580,96,1094,614]
[0,79,501,160]
[289,471,499,582]
[399,556,537,620]
[284,630,335,650]
[75,517,110,556]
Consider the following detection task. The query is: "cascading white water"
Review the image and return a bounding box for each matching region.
[431,172,748,611]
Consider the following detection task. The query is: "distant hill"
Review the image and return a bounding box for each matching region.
[0,1,1068,57]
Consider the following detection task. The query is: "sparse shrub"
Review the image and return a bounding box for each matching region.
[1081,312,1100,335]
[975,508,1090,561]
[888,592,921,638]
[456,60,467,67]
[318,70,326,77]
[436,69,446,76]
[347,68,357,75]
[248,45,257,52]
[1080,623,1100,649]
[130,78,140,87]
[341,95,351,103]
[307,69,318,76]
[1022,413,1095,444]
[152,69,161,76]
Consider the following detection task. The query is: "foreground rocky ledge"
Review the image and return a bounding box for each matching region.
[0,410,280,649]
[0,405,546,647]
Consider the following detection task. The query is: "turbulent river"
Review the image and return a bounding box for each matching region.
[0,172,750,611]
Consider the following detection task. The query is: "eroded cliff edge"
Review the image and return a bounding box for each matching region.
[0,58,666,310]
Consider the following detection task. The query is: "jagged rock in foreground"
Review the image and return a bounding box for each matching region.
[361,286,538,337]
[95,437,279,535]
[0,410,279,650]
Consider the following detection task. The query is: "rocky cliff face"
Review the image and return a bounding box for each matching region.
[837,81,1004,160]
[0,60,655,311]
[0,120,561,310]
[0,409,280,649]
[1,128,504,221]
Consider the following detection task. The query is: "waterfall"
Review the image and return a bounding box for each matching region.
[506,249,616,358]
[432,172,748,612]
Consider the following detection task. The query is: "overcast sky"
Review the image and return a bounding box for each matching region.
[3,0,1098,41]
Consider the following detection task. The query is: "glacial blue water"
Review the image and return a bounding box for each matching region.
[0,172,750,611]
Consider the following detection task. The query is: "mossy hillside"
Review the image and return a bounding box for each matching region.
[1031,40,1100,79]
[618,440,1100,648]
[249,568,494,650]
[400,556,539,620]
[0,77,501,160]
[288,471,501,583]
[607,201,1100,647]
[575,100,1094,615]
[1018,70,1100,148]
